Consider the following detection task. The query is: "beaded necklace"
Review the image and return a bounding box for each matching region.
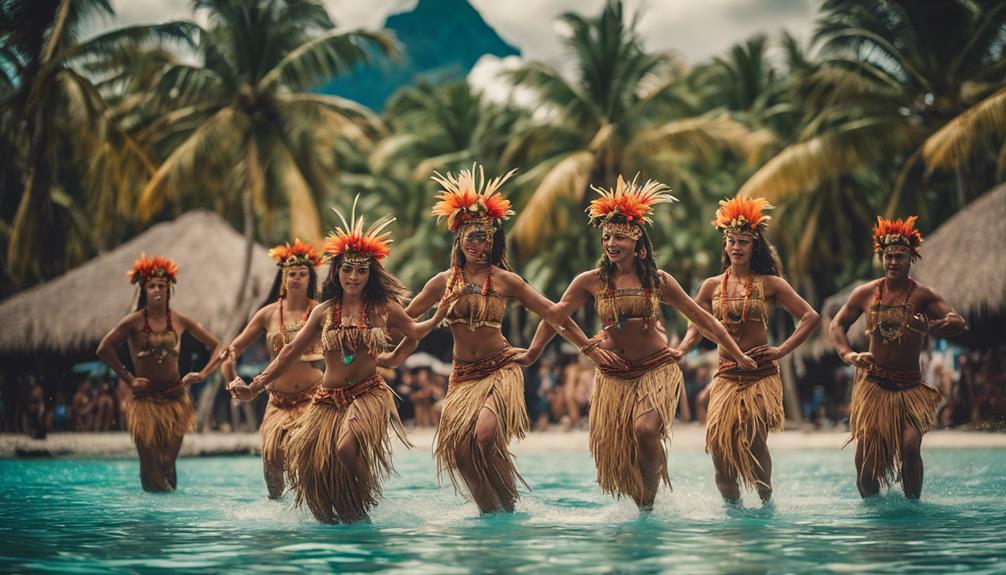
[871,279,917,343]
[719,267,754,336]
[330,298,369,364]
[276,296,313,350]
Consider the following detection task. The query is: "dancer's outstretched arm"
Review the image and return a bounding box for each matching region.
[219,306,269,381]
[231,303,326,400]
[520,271,597,367]
[378,272,450,368]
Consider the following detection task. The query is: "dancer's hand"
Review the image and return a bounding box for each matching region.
[588,348,628,371]
[131,377,152,393]
[748,345,783,362]
[511,348,534,367]
[229,380,256,402]
[736,354,758,371]
[843,351,873,369]
[667,347,684,361]
[180,372,203,387]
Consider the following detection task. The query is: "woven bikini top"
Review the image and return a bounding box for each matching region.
[444,268,506,331]
[135,329,179,364]
[321,301,390,357]
[711,275,771,330]
[266,318,323,362]
[595,287,661,329]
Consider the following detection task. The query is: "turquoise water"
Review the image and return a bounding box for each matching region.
[1,447,1004,574]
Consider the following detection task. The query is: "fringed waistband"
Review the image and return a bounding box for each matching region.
[595,347,678,380]
[864,361,923,391]
[132,380,185,401]
[715,360,780,383]
[270,385,317,409]
[450,346,522,385]
[312,374,385,409]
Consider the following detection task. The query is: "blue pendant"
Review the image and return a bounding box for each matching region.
[342,354,355,365]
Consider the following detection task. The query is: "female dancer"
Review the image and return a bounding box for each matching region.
[382,164,609,515]
[230,200,453,523]
[220,239,324,498]
[97,255,225,491]
[521,176,757,511]
[674,197,819,503]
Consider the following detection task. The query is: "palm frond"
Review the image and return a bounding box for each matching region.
[258,29,397,92]
[922,85,1006,172]
[511,149,595,250]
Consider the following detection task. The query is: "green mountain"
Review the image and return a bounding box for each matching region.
[321,0,520,110]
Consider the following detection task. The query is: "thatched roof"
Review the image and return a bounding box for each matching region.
[0,210,277,354]
[914,183,1006,317]
[796,281,868,361]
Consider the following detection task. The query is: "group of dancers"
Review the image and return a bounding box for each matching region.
[96,164,968,523]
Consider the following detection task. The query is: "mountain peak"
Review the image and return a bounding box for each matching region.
[322,0,520,110]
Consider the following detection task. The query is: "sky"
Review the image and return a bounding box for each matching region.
[101,0,817,102]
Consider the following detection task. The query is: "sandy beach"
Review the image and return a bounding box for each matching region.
[3,423,1005,458]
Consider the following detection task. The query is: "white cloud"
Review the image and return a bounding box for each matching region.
[467,54,537,108]
[99,0,816,67]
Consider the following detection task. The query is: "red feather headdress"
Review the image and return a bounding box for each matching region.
[268,238,322,268]
[324,195,394,264]
[127,254,179,284]
[712,197,773,236]
[431,163,516,234]
[873,216,923,259]
[586,174,676,239]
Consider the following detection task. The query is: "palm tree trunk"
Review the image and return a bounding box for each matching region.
[195,139,263,430]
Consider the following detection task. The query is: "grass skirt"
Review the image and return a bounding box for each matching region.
[260,387,314,466]
[284,376,409,523]
[127,385,195,450]
[435,362,528,502]
[589,359,682,503]
[705,365,784,491]
[847,365,940,488]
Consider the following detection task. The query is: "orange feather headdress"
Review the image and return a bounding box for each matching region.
[586,174,677,239]
[324,195,394,265]
[431,163,517,234]
[872,215,923,259]
[127,254,179,284]
[712,197,773,236]
[268,238,322,268]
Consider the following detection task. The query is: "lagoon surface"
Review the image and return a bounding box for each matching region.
[1,447,1004,573]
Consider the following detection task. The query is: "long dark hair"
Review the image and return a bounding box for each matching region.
[719,232,783,277]
[596,227,661,291]
[321,255,410,308]
[261,265,319,309]
[450,225,511,271]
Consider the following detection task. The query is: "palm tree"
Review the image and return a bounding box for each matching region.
[0,0,193,282]
[739,0,1006,215]
[504,0,769,272]
[134,0,396,315]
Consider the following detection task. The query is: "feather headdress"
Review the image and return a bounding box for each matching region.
[325,195,394,264]
[128,254,179,284]
[712,197,773,236]
[268,238,322,268]
[431,163,516,234]
[873,216,923,259]
[586,174,676,239]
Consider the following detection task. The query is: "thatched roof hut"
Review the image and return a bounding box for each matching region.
[914,183,1006,317]
[0,210,277,354]
[796,281,867,361]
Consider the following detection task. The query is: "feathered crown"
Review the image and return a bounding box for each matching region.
[128,254,179,284]
[431,163,516,234]
[873,216,923,259]
[586,174,677,239]
[268,238,322,268]
[712,197,773,236]
[324,195,394,265]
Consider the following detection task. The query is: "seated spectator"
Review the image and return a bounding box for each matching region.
[92,379,116,431]
[71,380,95,431]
